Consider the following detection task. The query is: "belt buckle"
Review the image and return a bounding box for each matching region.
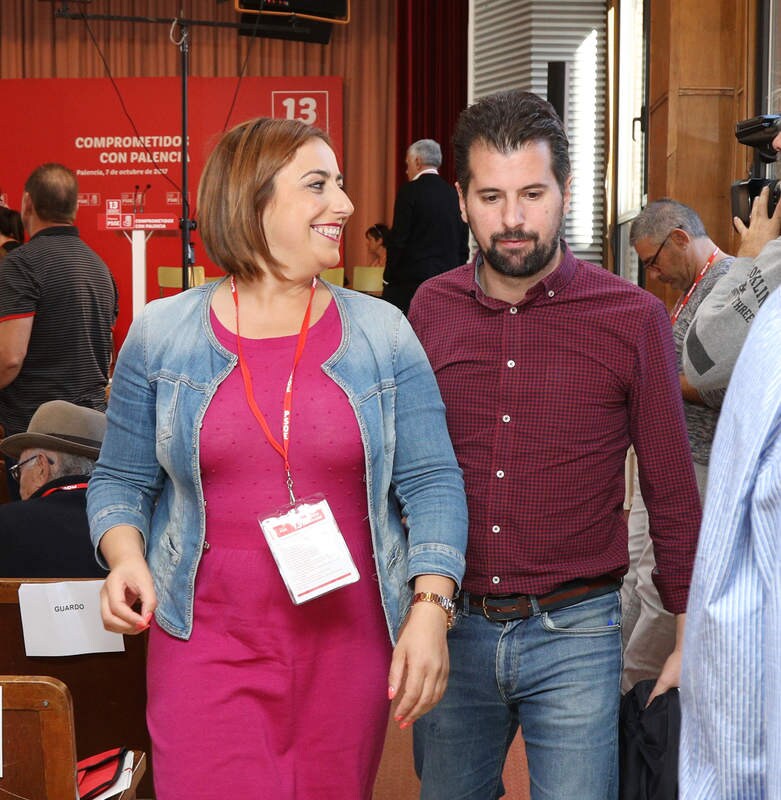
[481,595,492,621]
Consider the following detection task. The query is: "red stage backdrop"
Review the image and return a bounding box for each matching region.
[0,76,343,346]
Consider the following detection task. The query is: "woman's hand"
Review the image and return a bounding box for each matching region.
[98,526,158,634]
[387,575,456,728]
[387,602,450,728]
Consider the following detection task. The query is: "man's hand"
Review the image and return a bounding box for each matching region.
[735,185,781,258]
[646,613,685,705]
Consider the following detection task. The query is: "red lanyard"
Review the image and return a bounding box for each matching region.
[670,247,719,325]
[230,276,317,504]
[40,482,88,498]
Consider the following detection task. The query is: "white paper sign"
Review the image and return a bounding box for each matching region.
[18,581,125,657]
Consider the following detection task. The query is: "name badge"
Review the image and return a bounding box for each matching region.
[259,495,360,604]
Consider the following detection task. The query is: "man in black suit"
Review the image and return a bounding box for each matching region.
[383,139,469,313]
[0,400,107,577]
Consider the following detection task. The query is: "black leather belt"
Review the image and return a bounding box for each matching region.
[458,575,621,622]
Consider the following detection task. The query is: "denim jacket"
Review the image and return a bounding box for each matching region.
[87,280,467,642]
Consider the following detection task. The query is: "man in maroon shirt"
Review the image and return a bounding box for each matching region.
[408,90,701,800]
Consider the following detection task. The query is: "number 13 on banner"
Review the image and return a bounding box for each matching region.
[272,90,330,132]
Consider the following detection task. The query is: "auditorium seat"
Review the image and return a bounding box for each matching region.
[0,579,153,796]
[319,266,345,285]
[0,674,146,800]
[157,265,206,294]
[352,265,384,295]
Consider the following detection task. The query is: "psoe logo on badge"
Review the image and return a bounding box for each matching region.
[272,521,297,537]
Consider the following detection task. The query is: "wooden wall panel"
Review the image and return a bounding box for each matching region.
[646,0,757,308]
[674,93,740,247]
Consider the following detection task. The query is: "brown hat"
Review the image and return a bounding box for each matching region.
[0,400,106,460]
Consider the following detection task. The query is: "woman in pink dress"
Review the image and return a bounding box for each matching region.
[87,118,468,799]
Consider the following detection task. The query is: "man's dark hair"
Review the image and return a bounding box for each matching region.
[24,163,78,224]
[453,90,570,195]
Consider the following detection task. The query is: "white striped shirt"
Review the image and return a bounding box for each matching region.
[680,283,781,798]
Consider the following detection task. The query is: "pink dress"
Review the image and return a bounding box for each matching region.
[146,300,393,799]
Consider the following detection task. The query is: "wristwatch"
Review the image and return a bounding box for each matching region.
[411,591,456,629]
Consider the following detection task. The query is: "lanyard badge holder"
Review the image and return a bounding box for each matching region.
[231,277,360,605]
[260,493,359,604]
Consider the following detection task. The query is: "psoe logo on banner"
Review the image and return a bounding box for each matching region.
[78,193,101,207]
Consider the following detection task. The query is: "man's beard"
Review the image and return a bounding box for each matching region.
[484,223,561,279]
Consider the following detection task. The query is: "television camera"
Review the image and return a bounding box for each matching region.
[732,114,781,226]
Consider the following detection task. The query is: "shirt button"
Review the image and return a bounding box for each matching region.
[509,307,518,315]
[496,470,505,478]
[491,524,501,533]
[502,414,510,423]
[507,360,516,368]
[492,576,501,585]
[547,290,555,297]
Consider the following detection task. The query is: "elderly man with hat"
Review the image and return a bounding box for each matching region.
[0,400,107,577]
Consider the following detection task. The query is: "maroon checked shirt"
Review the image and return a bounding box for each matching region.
[409,245,701,614]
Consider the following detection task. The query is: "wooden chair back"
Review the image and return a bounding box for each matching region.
[0,579,153,796]
[1,675,147,800]
[0,675,77,800]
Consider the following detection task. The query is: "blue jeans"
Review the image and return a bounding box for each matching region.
[414,591,622,800]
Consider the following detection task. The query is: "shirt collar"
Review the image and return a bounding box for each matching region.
[31,225,79,240]
[413,168,439,180]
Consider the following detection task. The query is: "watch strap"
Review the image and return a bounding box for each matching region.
[411,591,456,629]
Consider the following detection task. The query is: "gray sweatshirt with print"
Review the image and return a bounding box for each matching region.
[683,236,781,407]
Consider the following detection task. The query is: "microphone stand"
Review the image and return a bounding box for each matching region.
[54,7,247,293]
[54,5,336,294]
[178,21,195,291]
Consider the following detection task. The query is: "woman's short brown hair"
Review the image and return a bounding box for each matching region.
[197,117,332,281]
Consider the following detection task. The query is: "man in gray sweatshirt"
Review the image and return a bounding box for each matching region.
[683,177,781,404]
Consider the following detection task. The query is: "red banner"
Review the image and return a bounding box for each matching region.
[0,76,342,345]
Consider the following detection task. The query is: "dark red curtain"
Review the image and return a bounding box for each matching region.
[395,0,469,186]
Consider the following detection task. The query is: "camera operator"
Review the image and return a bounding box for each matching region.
[682,130,781,405]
